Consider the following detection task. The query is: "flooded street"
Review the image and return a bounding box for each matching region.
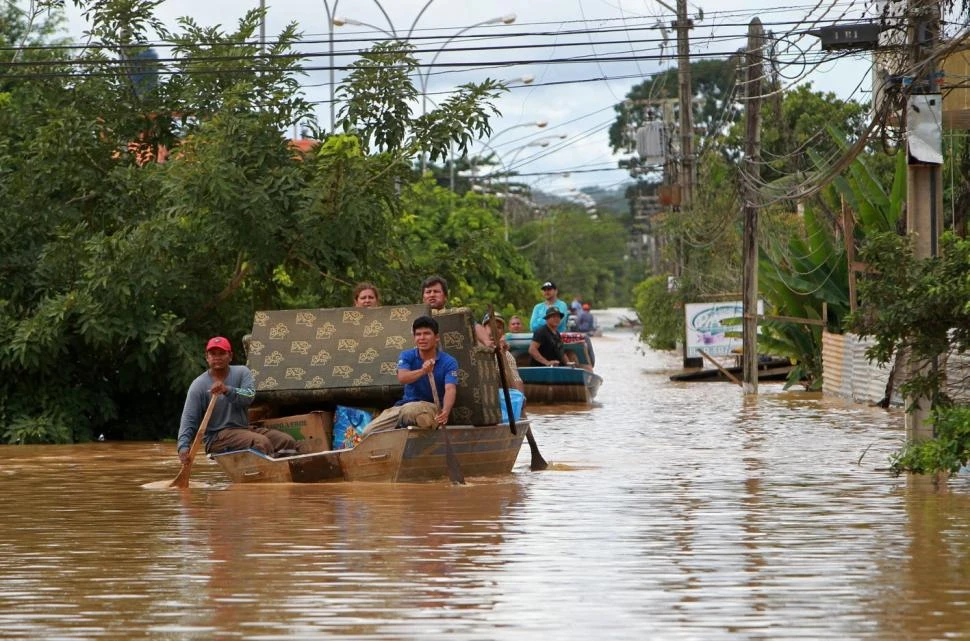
[3,312,970,640]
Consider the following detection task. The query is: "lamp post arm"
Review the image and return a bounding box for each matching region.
[323,0,340,131]
[419,15,513,105]
[417,12,514,172]
[337,17,395,39]
[370,0,400,38]
[487,120,548,146]
[405,0,437,41]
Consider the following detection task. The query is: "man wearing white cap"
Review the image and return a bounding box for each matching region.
[529,280,569,332]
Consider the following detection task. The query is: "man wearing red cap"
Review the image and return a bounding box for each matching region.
[576,302,596,335]
[177,336,296,461]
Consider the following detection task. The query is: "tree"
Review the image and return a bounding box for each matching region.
[515,206,631,307]
[723,83,869,183]
[0,0,510,443]
[608,58,740,156]
[384,178,536,312]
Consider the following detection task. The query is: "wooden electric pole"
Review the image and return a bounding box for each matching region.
[742,18,764,395]
[675,0,695,210]
[904,0,942,441]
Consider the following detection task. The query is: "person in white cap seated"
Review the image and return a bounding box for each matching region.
[528,280,569,332]
[480,311,524,393]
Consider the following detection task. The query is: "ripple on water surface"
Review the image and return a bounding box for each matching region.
[1,322,968,640]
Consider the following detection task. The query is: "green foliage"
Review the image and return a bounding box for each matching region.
[0,1,508,443]
[632,275,680,350]
[383,179,536,311]
[726,84,869,181]
[890,406,970,476]
[514,206,633,307]
[848,231,970,406]
[755,149,905,388]
[758,205,847,389]
[337,41,504,161]
[624,79,873,374]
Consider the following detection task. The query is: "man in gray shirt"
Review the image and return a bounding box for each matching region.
[177,336,296,461]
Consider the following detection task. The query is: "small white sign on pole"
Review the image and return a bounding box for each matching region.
[684,300,763,358]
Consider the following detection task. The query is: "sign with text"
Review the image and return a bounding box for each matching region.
[684,300,763,358]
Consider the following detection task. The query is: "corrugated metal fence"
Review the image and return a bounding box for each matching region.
[821,331,898,405]
[822,332,969,406]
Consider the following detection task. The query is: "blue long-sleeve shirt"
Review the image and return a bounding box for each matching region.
[529,299,569,332]
[177,365,256,451]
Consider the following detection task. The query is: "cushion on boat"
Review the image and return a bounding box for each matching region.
[246,304,426,408]
[246,304,502,425]
[432,307,503,425]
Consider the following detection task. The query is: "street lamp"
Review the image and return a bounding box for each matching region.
[322,0,343,131]
[452,117,546,191]
[411,13,517,171]
[335,0,436,41]
[334,2,516,171]
[415,14,517,118]
[470,135,568,241]
[487,119,548,145]
[328,0,434,130]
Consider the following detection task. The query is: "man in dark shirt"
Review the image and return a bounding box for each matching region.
[528,307,569,367]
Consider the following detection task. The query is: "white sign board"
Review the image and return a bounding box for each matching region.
[684,300,763,358]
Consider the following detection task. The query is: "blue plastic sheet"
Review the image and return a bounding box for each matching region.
[498,389,525,423]
[332,405,373,449]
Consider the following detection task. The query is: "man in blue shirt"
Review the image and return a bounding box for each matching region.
[529,280,569,332]
[361,315,460,436]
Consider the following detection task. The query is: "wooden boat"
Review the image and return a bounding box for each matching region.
[668,356,794,383]
[212,420,529,483]
[209,305,529,484]
[506,331,602,404]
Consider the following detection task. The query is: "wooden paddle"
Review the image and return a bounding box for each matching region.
[428,371,465,485]
[487,305,548,471]
[170,394,218,489]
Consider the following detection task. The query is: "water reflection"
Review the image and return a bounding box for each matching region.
[3,320,970,640]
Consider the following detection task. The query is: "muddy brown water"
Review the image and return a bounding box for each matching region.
[2,312,969,640]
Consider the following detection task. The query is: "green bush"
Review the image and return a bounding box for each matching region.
[632,275,680,350]
[890,405,970,476]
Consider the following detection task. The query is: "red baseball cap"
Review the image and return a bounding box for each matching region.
[206,336,232,352]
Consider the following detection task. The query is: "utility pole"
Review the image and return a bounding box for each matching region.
[904,0,942,441]
[741,18,764,395]
[675,0,695,210]
[259,0,266,55]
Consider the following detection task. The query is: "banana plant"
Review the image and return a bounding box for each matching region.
[756,143,905,389]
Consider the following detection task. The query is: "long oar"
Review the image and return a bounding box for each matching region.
[428,371,465,485]
[487,305,548,471]
[170,394,218,489]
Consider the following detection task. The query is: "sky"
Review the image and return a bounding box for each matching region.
[60,0,879,198]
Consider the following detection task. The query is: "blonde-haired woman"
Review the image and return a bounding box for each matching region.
[352,282,381,307]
